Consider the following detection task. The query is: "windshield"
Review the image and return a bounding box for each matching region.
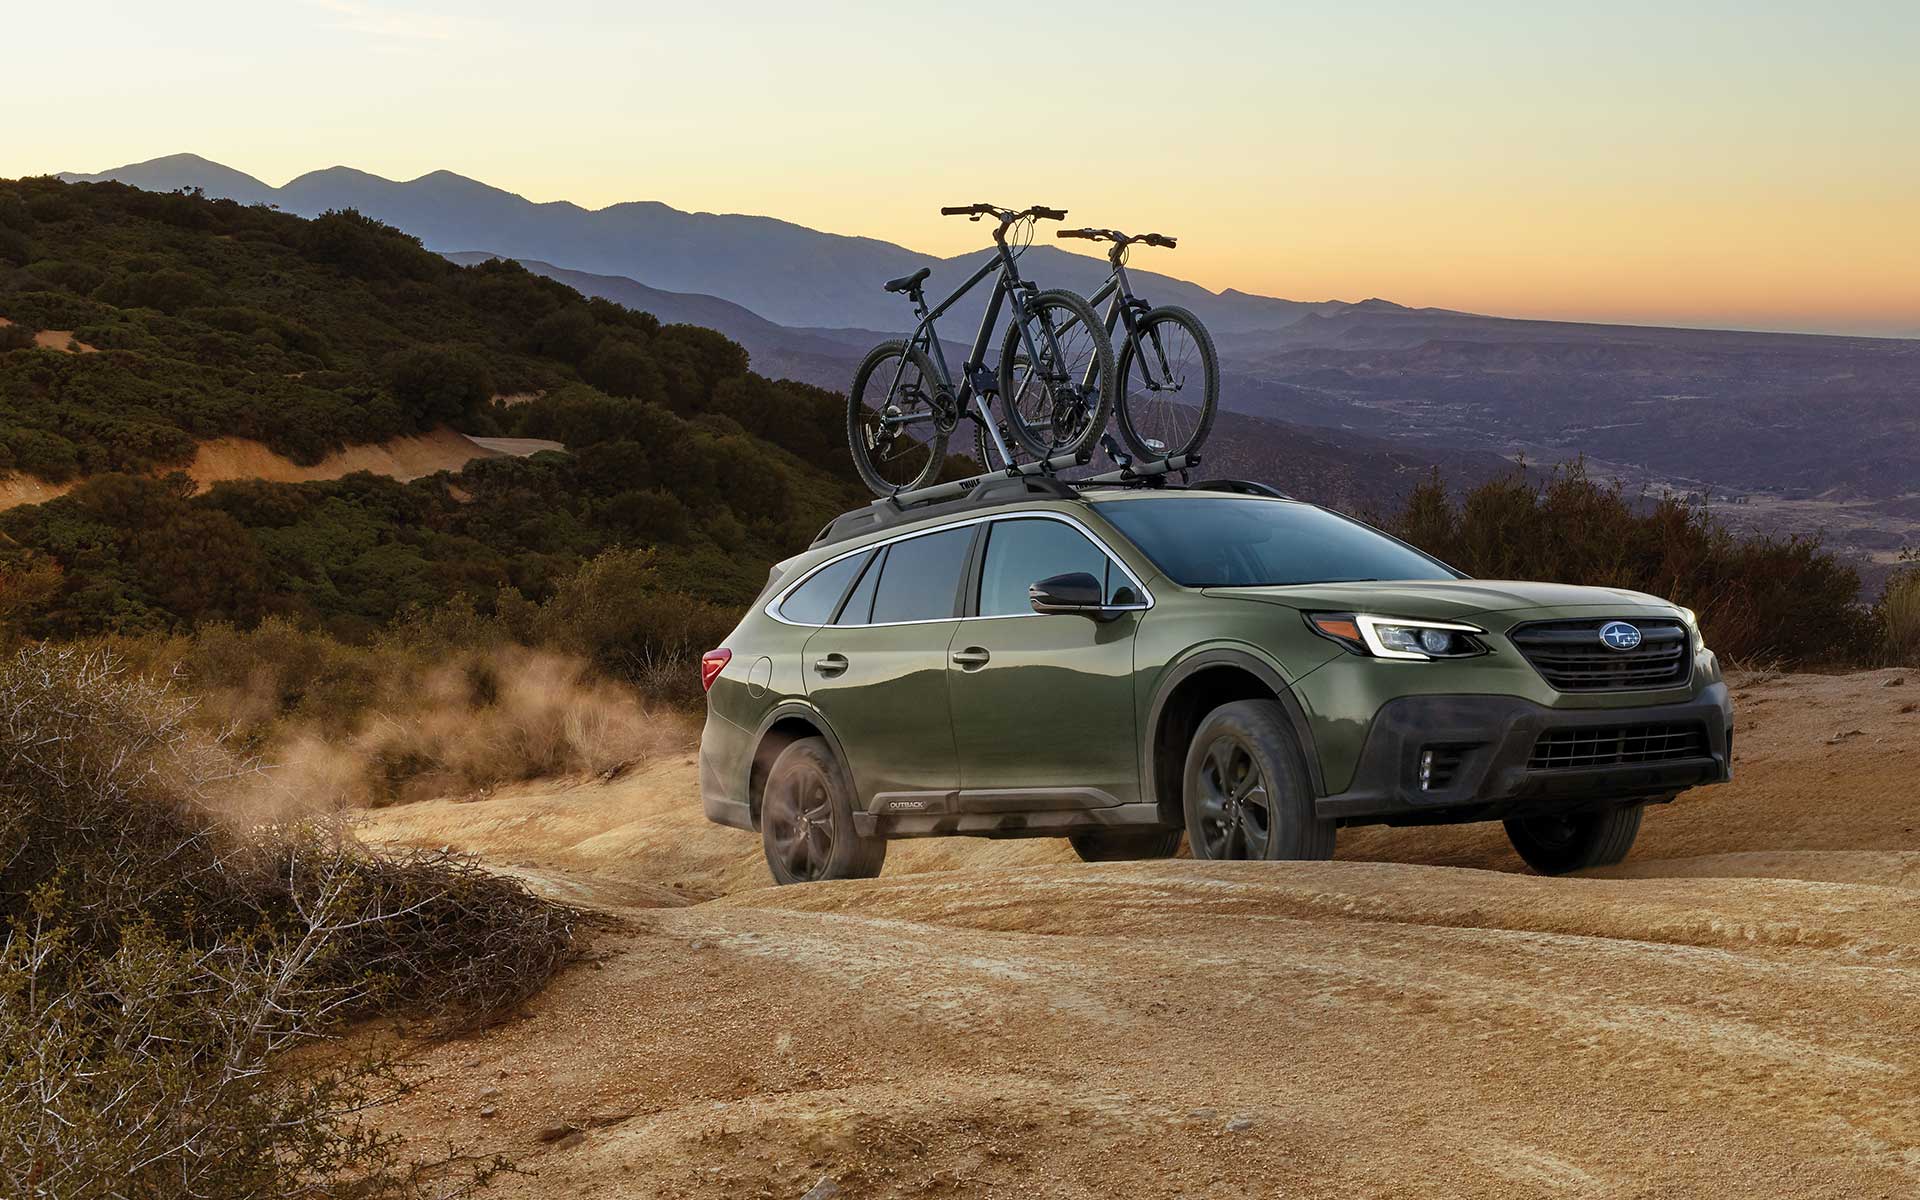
[1093,497,1459,588]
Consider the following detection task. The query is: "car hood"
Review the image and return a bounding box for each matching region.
[1202,579,1679,622]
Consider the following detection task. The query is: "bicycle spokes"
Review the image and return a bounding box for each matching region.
[1011,308,1102,450]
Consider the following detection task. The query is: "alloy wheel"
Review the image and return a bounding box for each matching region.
[1195,736,1273,859]
[768,766,836,881]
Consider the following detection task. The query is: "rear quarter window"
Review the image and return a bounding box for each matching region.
[776,551,871,624]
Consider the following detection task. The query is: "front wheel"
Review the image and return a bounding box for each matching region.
[997,289,1114,460]
[1504,804,1643,875]
[1115,305,1218,460]
[760,737,887,885]
[847,340,948,497]
[1182,700,1334,862]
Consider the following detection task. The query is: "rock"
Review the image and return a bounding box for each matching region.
[800,1177,841,1200]
[1225,1115,1256,1133]
[463,1058,483,1069]
[1187,1107,1217,1120]
[1825,729,1866,744]
[1884,676,1905,688]
[479,1106,498,1119]
[552,1131,586,1151]
[477,1086,501,1101]
[535,1124,580,1143]
[1899,703,1917,715]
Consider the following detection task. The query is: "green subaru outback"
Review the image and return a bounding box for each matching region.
[698,475,1732,884]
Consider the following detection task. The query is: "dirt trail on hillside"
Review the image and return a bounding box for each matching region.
[0,427,566,512]
[358,669,1920,1197]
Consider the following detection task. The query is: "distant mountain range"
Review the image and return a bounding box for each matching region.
[57,155,1920,580]
[58,153,1353,332]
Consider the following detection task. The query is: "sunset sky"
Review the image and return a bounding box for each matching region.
[9,0,1917,336]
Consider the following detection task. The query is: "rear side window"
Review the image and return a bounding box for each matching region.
[868,527,972,623]
[978,519,1123,616]
[777,551,870,624]
[835,548,884,625]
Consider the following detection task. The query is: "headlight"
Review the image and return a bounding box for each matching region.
[1308,613,1488,660]
[1677,606,1710,654]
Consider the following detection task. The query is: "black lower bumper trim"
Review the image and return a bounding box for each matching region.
[1317,683,1733,825]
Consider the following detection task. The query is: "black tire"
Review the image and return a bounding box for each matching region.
[1068,828,1184,863]
[1115,305,1218,460]
[997,289,1114,460]
[847,341,948,497]
[760,737,887,885]
[1503,804,1643,875]
[1182,700,1334,862]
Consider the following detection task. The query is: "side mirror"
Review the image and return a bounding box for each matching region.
[1030,572,1123,621]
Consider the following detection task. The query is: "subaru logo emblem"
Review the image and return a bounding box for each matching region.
[1599,621,1643,651]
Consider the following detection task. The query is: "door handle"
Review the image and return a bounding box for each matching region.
[813,653,848,676]
[950,647,991,668]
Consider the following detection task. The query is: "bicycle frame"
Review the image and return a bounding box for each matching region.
[878,228,1075,470]
[1079,255,1176,395]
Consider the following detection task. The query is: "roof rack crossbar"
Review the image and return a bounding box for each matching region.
[881,447,1089,509]
[1080,452,1200,486]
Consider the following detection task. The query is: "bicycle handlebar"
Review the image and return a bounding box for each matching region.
[940,203,1067,223]
[1055,228,1179,249]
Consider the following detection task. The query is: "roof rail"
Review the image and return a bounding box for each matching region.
[1185,478,1293,499]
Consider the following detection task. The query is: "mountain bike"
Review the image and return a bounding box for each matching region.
[1053,227,1218,461]
[846,204,1114,496]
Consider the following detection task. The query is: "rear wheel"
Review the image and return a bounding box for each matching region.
[760,737,887,885]
[1115,305,1217,460]
[1182,700,1334,861]
[847,341,948,496]
[1504,804,1643,875]
[1068,828,1183,862]
[997,289,1114,460]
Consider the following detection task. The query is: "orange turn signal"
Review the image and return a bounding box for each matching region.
[1310,615,1362,642]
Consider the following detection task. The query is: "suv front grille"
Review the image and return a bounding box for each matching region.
[1528,723,1708,770]
[1508,618,1690,692]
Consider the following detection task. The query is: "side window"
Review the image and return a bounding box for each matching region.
[777,551,870,625]
[834,547,885,625]
[868,527,973,623]
[977,519,1125,617]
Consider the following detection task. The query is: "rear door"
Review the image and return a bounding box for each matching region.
[800,525,974,808]
[946,515,1145,807]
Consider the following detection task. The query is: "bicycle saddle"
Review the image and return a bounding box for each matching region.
[883,267,931,294]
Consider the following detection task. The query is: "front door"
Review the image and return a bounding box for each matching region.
[947,516,1143,807]
[802,524,974,808]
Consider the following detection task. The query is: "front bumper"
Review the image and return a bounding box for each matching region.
[1316,682,1733,825]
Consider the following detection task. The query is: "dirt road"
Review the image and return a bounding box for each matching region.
[360,669,1920,1197]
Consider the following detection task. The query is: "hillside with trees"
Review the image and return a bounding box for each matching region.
[0,177,865,637]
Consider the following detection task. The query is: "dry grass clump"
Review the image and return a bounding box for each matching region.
[0,645,578,1198]
[1879,568,1920,666]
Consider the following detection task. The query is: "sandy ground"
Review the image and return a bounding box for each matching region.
[358,668,1920,1198]
[0,428,565,512]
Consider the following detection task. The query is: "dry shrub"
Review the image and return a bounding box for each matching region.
[1385,462,1873,666]
[1879,569,1920,666]
[0,644,577,1198]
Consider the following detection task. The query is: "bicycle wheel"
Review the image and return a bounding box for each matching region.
[846,340,948,496]
[1115,305,1217,460]
[997,289,1114,460]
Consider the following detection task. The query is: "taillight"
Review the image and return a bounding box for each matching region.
[699,648,731,692]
